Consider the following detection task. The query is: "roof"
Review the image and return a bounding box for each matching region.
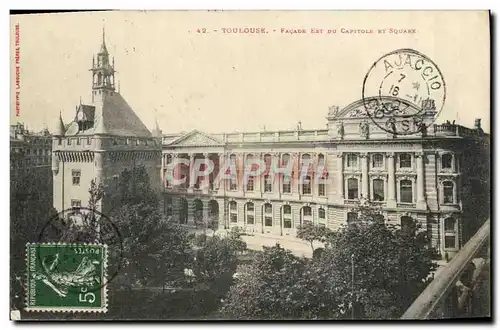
[94,92,152,137]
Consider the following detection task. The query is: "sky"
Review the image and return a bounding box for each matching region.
[10,11,490,134]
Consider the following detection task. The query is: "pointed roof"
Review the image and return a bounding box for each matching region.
[55,112,65,136]
[152,116,162,137]
[99,27,108,55]
[94,93,151,137]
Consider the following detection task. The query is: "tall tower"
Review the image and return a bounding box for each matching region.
[91,28,115,101]
[52,30,161,214]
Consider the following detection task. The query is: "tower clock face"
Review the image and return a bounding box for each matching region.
[77,111,85,121]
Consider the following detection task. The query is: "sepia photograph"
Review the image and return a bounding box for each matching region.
[9,10,491,321]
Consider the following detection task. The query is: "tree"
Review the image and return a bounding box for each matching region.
[319,207,438,319]
[10,169,57,311]
[296,222,331,253]
[220,244,340,320]
[105,165,192,288]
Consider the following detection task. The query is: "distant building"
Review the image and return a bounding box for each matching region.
[161,99,490,259]
[10,122,52,179]
[51,30,161,214]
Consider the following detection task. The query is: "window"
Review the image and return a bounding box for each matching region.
[230,201,238,223]
[346,153,358,168]
[77,138,81,145]
[347,178,359,200]
[400,180,413,203]
[372,179,385,201]
[302,175,312,195]
[71,199,81,208]
[318,208,326,226]
[401,216,414,233]
[72,170,81,186]
[264,203,273,227]
[67,138,72,145]
[283,205,292,228]
[247,176,254,191]
[443,181,454,204]
[347,212,358,225]
[58,138,62,145]
[373,214,385,224]
[319,183,326,197]
[372,153,384,168]
[441,154,453,169]
[264,175,272,192]
[302,206,313,225]
[399,153,412,168]
[87,137,91,145]
[230,154,238,191]
[282,154,291,193]
[166,197,173,216]
[246,203,255,224]
[318,154,326,196]
[444,217,457,249]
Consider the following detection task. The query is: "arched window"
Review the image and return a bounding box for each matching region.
[282,154,291,193]
[400,180,413,203]
[443,181,454,204]
[318,208,326,226]
[301,206,313,225]
[282,205,292,228]
[230,201,238,223]
[347,178,359,200]
[346,153,358,168]
[399,153,412,168]
[229,154,237,191]
[193,199,203,224]
[441,154,453,169]
[264,203,273,227]
[245,202,255,224]
[372,179,385,201]
[372,153,384,168]
[444,217,457,249]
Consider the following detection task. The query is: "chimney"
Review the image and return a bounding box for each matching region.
[474,118,482,130]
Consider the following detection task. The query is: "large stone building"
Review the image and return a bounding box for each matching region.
[10,122,52,182]
[51,32,161,214]
[161,99,489,259]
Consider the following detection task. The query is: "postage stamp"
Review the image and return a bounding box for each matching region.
[25,243,108,313]
[362,48,446,135]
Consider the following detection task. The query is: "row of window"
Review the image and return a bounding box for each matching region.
[345,177,456,204]
[60,137,154,147]
[12,148,51,155]
[228,202,326,228]
[11,157,50,168]
[344,152,457,171]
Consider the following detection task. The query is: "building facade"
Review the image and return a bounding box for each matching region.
[51,32,161,214]
[10,122,53,194]
[161,99,489,259]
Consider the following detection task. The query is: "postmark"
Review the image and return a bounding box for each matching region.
[25,243,107,313]
[362,48,446,135]
[36,207,124,297]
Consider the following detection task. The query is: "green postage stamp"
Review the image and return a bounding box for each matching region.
[25,243,108,313]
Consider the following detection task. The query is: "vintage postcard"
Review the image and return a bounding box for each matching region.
[10,10,491,321]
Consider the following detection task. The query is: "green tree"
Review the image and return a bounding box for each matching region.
[105,165,192,288]
[10,170,57,311]
[220,244,340,320]
[296,222,331,253]
[319,207,437,319]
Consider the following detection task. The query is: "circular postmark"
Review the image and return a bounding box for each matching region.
[362,48,446,135]
[36,207,124,294]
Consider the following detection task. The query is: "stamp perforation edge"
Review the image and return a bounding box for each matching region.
[24,242,108,314]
